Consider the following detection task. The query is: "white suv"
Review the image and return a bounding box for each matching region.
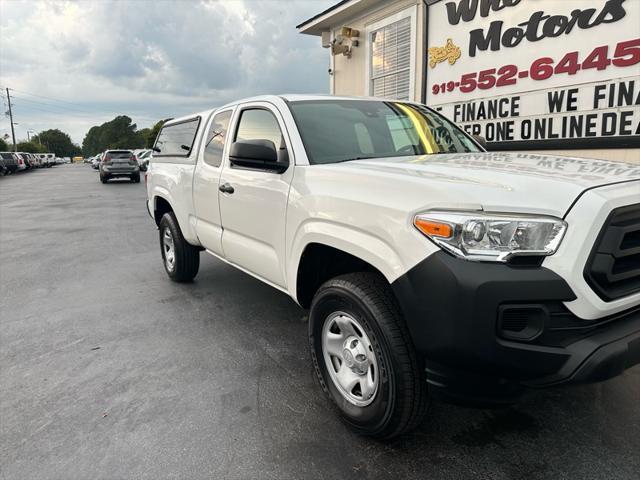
[146,95,640,438]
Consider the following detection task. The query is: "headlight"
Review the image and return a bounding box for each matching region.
[414,211,567,262]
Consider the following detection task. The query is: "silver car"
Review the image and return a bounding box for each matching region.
[99,150,140,183]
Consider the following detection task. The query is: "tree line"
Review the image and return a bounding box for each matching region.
[82,116,163,156]
[1,130,81,157]
[1,115,163,158]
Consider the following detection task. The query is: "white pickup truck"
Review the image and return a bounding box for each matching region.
[147,95,640,438]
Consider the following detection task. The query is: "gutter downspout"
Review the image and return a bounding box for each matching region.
[421,0,429,104]
[330,29,336,95]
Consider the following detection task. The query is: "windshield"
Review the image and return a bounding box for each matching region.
[289,100,481,165]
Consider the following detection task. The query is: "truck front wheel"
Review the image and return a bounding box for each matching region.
[158,212,200,282]
[309,272,428,439]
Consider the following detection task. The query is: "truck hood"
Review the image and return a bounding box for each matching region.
[337,152,640,217]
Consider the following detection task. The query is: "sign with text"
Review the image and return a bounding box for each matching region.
[425,0,640,148]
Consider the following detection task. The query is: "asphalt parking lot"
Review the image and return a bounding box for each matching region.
[1,164,639,480]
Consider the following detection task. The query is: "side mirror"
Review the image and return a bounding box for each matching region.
[473,135,487,150]
[229,140,288,173]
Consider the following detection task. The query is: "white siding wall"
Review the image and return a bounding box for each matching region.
[330,0,423,102]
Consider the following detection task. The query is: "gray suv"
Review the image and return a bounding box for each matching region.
[0,152,19,174]
[99,150,140,183]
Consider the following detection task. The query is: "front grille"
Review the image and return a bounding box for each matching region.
[585,204,640,301]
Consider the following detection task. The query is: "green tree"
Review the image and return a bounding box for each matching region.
[145,120,164,148]
[32,129,81,157]
[81,115,147,156]
[137,127,151,146]
[16,141,47,153]
[82,126,101,156]
[0,138,8,151]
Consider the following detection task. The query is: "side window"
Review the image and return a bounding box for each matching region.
[203,110,232,167]
[234,109,283,149]
[154,118,200,156]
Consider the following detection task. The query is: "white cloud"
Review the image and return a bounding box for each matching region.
[0,0,333,144]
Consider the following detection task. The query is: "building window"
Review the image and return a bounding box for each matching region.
[370,16,412,101]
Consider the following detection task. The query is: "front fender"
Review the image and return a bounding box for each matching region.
[287,219,407,299]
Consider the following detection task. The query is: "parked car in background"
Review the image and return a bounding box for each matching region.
[0,152,19,173]
[35,154,47,167]
[44,153,55,167]
[91,155,102,169]
[135,149,152,171]
[17,152,40,169]
[15,153,27,171]
[22,153,35,168]
[31,153,42,168]
[31,153,43,168]
[15,153,29,170]
[99,149,140,183]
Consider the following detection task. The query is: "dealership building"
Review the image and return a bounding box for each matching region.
[298,0,640,163]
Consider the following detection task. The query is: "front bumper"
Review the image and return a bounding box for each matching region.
[392,251,640,405]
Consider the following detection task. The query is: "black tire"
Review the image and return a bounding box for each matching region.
[158,212,200,282]
[309,272,428,439]
[100,174,108,184]
[131,174,140,183]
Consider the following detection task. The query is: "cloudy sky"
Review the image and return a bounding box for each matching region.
[0,0,333,145]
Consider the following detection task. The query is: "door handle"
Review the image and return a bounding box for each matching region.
[219,183,235,194]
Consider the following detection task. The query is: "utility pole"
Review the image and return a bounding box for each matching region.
[6,88,17,151]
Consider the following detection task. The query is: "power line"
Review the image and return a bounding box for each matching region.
[13,95,114,117]
[1,86,162,144]
[9,95,159,123]
[1,86,129,117]
[10,95,111,116]
[12,101,110,118]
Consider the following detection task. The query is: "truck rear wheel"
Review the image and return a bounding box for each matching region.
[159,212,200,282]
[309,272,428,439]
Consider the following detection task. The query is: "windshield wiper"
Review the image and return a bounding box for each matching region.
[333,156,375,164]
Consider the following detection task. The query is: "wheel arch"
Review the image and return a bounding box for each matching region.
[291,225,406,308]
[153,194,174,227]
